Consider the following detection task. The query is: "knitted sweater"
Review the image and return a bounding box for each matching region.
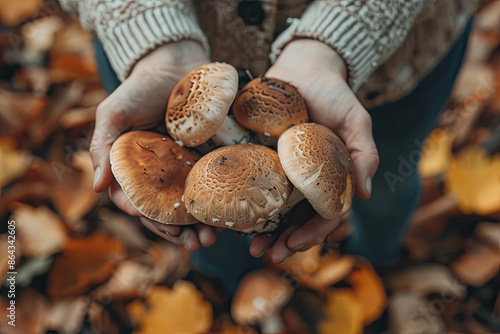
[59,0,481,108]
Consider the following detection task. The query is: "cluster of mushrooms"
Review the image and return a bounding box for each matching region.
[110,63,354,234]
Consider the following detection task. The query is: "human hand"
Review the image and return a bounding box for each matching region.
[250,40,379,263]
[90,41,216,250]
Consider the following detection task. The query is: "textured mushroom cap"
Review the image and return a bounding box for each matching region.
[233,77,309,138]
[278,123,354,219]
[110,131,200,225]
[166,62,239,147]
[184,144,293,231]
[231,269,293,325]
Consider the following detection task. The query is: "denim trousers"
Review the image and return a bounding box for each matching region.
[94,20,472,293]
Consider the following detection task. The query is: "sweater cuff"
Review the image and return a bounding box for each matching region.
[270,2,379,91]
[95,5,210,81]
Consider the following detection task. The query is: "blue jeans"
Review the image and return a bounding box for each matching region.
[94,20,471,292]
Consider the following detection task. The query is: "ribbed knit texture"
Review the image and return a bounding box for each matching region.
[270,1,428,91]
[59,0,209,81]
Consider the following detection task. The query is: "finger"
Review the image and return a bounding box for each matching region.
[139,217,184,246]
[250,233,275,258]
[268,223,301,264]
[162,224,182,237]
[108,179,141,216]
[287,214,341,251]
[90,100,131,193]
[195,224,217,247]
[179,228,200,252]
[338,100,379,199]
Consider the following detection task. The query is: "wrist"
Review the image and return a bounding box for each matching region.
[273,39,347,80]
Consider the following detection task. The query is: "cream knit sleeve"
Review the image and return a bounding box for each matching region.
[58,0,209,81]
[270,0,432,91]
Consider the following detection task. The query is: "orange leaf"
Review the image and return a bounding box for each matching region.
[47,233,126,298]
[346,262,387,324]
[319,289,364,334]
[418,128,453,178]
[451,242,500,287]
[128,282,212,334]
[0,0,41,27]
[0,138,33,187]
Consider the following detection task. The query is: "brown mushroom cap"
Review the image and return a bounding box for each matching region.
[184,144,293,231]
[166,62,239,147]
[110,131,200,225]
[233,77,309,138]
[231,269,293,326]
[278,123,354,219]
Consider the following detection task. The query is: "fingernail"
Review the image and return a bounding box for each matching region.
[365,177,372,196]
[253,251,265,258]
[93,167,101,192]
[291,245,304,251]
[277,256,289,265]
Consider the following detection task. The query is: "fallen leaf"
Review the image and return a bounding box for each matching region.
[0,0,42,27]
[319,289,364,334]
[303,255,355,294]
[91,260,153,301]
[445,146,500,215]
[0,89,47,137]
[451,242,500,287]
[0,138,33,187]
[418,128,453,178]
[475,221,500,249]
[46,296,90,334]
[346,262,387,324]
[386,264,466,298]
[147,242,188,284]
[0,289,49,334]
[16,256,53,287]
[212,314,258,334]
[47,232,126,298]
[98,208,150,250]
[10,203,68,258]
[128,282,212,334]
[389,292,446,334]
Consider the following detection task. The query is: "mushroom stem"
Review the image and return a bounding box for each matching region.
[243,187,305,234]
[260,312,285,334]
[195,116,250,154]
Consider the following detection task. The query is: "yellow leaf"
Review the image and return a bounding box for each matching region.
[128,282,212,334]
[445,146,500,215]
[346,263,387,324]
[418,128,453,178]
[0,138,33,188]
[319,289,364,334]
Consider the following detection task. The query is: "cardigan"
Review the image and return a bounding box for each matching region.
[58,0,481,108]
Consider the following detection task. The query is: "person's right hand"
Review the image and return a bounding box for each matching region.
[90,41,216,251]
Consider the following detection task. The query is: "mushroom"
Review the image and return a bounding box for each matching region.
[231,269,293,333]
[166,62,250,152]
[278,123,354,219]
[110,131,199,225]
[233,77,309,147]
[183,144,293,233]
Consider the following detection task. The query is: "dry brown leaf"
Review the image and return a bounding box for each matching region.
[87,302,120,334]
[445,146,500,215]
[212,315,258,334]
[303,255,355,294]
[50,54,98,82]
[0,289,49,334]
[451,63,495,103]
[269,244,322,279]
[147,242,188,284]
[45,297,90,334]
[475,221,500,249]
[319,289,364,334]
[59,106,96,129]
[22,16,64,53]
[47,232,126,298]
[98,208,150,250]
[0,0,42,27]
[451,243,500,287]
[128,282,213,334]
[389,292,446,334]
[418,128,453,178]
[346,262,387,324]
[91,261,153,301]
[0,89,47,137]
[0,138,33,187]
[50,151,99,224]
[10,203,67,258]
[386,264,466,298]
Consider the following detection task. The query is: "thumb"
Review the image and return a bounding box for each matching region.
[90,101,130,193]
[308,83,379,199]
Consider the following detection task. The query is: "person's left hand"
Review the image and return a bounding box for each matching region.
[249,40,379,263]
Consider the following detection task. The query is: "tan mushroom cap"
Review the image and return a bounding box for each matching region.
[278,123,354,219]
[233,77,309,138]
[110,131,200,225]
[166,62,239,147]
[184,144,293,231]
[231,269,293,326]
